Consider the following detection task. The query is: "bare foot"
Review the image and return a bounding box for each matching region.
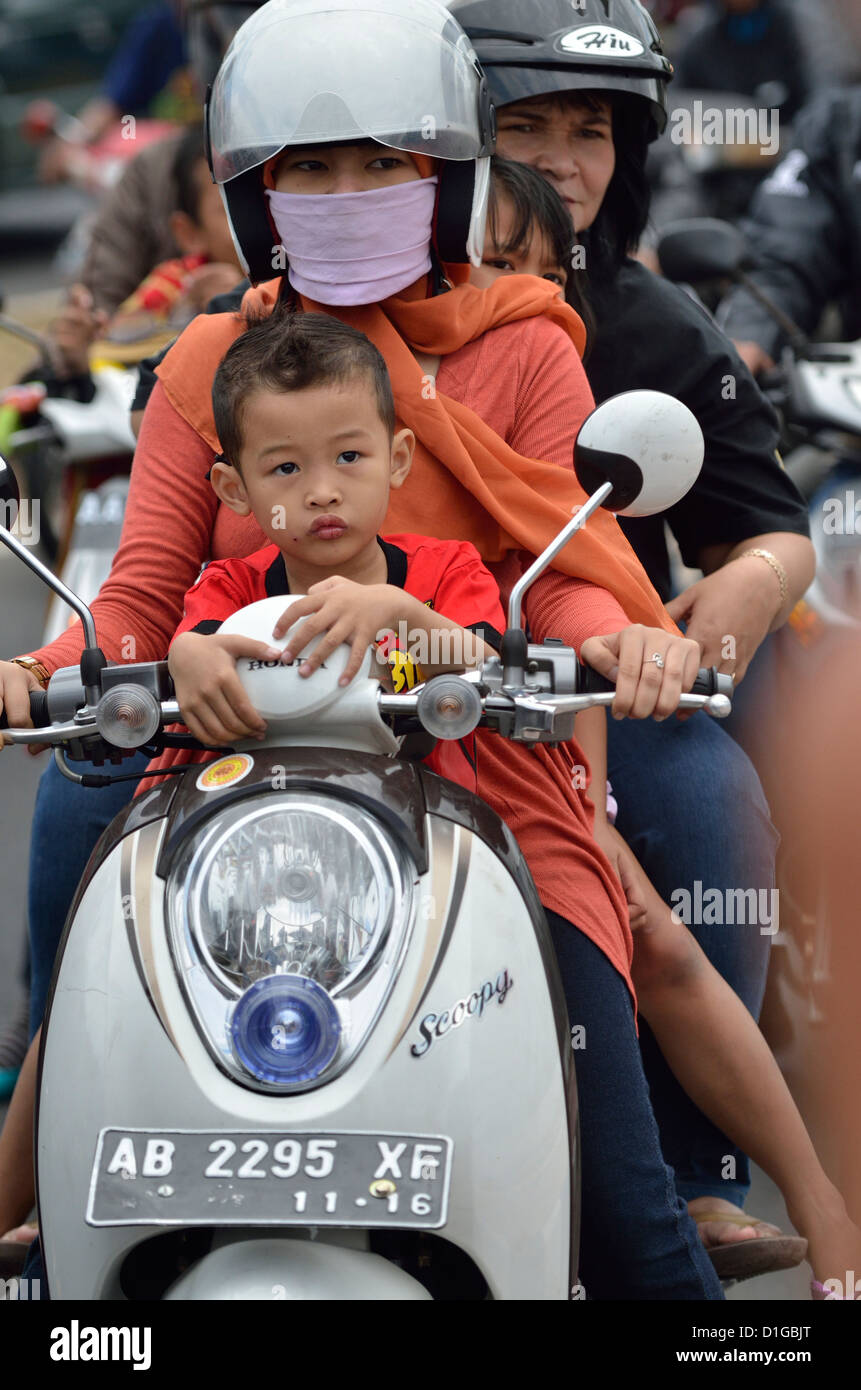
[790,1197,861,1296]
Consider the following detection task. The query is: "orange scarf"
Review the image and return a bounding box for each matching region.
[155,272,675,631]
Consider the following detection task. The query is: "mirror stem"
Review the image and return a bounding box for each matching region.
[503,481,613,687]
[0,527,104,706]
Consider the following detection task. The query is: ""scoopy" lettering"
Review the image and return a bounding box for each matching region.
[410,969,513,1058]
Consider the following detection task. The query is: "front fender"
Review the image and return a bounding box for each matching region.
[163,1238,431,1300]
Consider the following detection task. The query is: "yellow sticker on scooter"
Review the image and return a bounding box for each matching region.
[196,753,254,792]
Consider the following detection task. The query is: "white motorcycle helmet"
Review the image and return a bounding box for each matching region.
[205,0,496,282]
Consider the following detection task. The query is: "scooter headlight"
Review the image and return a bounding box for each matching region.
[231,975,341,1086]
[167,793,415,1091]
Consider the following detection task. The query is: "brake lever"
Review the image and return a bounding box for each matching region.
[523,690,732,719]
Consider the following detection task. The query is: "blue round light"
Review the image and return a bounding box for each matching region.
[231,975,341,1086]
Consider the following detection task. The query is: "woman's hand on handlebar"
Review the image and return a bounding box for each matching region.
[0,661,40,749]
[168,632,281,746]
[580,626,701,721]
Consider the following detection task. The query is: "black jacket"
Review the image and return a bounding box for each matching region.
[587,260,809,600]
[718,86,861,357]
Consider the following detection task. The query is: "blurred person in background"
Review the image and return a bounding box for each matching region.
[52,5,261,321]
[782,640,861,1238]
[783,0,861,93]
[41,125,244,396]
[718,84,861,377]
[674,1,809,120]
[36,3,190,186]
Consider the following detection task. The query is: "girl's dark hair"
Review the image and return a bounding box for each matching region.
[487,154,594,346]
[488,155,574,270]
[172,122,208,222]
[213,310,395,467]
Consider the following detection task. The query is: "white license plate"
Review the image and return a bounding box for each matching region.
[87,1128,452,1228]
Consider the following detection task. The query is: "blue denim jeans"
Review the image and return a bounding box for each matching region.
[547,913,723,1300]
[607,712,778,1208]
[27,751,146,1038]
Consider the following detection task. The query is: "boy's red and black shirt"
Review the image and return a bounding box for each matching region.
[175,533,506,677]
[173,534,505,790]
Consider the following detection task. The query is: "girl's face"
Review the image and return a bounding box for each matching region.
[495,94,615,233]
[470,191,567,291]
[273,140,423,195]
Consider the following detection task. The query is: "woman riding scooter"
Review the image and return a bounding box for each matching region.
[0,0,725,1299]
[453,0,815,1277]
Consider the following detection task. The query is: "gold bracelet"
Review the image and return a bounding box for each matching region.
[737,548,788,606]
[11,657,51,689]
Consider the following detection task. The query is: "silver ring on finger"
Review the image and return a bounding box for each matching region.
[645,651,665,670]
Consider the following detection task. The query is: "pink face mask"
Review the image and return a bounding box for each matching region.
[265,177,439,305]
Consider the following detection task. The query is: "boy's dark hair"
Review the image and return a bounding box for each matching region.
[212,310,396,468]
[173,122,208,222]
[487,154,595,351]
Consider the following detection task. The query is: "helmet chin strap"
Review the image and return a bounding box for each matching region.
[429,249,453,297]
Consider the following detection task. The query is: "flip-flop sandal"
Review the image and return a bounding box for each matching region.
[693,1210,808,1283]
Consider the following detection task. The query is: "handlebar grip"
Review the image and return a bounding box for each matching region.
[578,663,732,698]
[0,688,50,730]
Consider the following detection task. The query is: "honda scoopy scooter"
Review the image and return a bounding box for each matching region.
[0,390,731,1300]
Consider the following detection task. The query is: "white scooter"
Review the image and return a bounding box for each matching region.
[0,391,731,1300]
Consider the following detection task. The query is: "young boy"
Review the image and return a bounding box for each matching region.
[163,310,504,783]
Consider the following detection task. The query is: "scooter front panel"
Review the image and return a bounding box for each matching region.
[39,812,574,1299]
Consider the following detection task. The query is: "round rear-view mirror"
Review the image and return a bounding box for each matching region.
[574,390,704,518]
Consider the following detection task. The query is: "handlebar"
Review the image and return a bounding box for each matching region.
[577,664,732,699]
[0,688,49,730]
[0,661,734,751]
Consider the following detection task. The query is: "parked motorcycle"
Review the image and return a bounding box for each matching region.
[0,392,731,1300]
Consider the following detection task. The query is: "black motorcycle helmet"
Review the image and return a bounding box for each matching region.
[450,0,674,273]
[448,0,672,142]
